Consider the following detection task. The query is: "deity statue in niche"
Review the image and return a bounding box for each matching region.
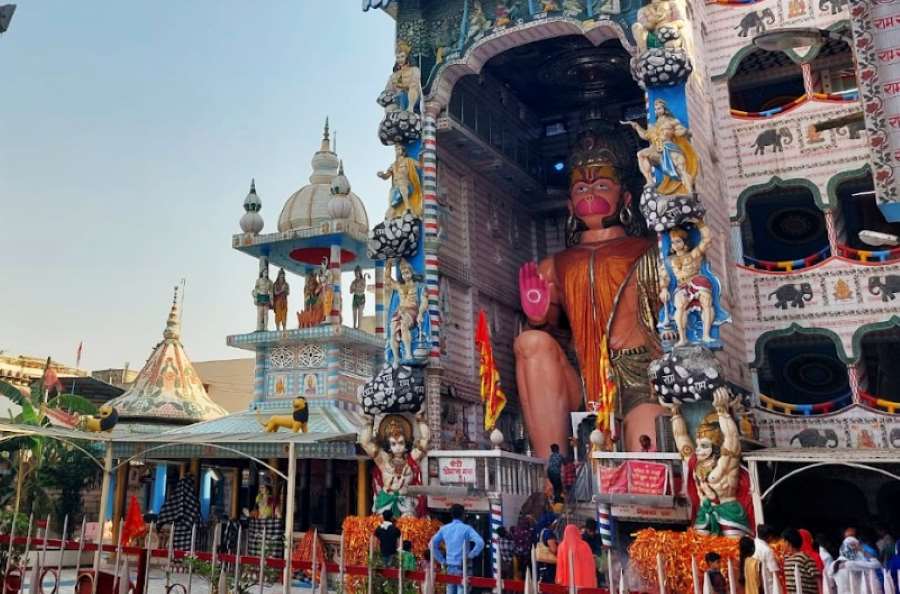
[659,224,713,345]
[468,1,492,41]
[272,268,290,332]
[359,413,430,517]
[632,0,685,54]
[384,40,421,114]
[541,0,561,12]
[252,267,274,331]
[378,144,422,221]
[621,99,698,196]
[384,257,429,366]
[350,265,369,329]
[515,127,664,456]
[297,260,332,328]
[666,388,752,537]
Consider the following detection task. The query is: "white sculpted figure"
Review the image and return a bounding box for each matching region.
[359,414,430,517]
[666,387,750,537]
[632,0,684,54]
[252,268,274,331]
[384,258,428,365]
[350,265,369,329]
[659,224,714,345]
[385,40,422,114]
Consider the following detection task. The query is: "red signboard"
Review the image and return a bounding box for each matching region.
[599,461,669,496]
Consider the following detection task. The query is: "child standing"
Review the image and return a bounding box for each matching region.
[705,552,728,594]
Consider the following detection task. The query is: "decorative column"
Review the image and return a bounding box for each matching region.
[326,344,340,399]
[374,261,385,339]
[597,501,613,549]
[329,244,342,324]
[847,363,862,404]
[421,112,442,363]
[112,463,128,541]
[230,469,241,519]
[489,495,503,583]
[200,469,212,521]
[254,348,267,403]
[149,464,168,514]
[356,459,369,516]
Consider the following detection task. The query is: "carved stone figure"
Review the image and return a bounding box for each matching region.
[467,1,492,41]
[768,283,814,310]
[359,413,430,517]
[272,268,290,331]
[667,388,751,537]
[350,266,369,329]
[514,128,663,455]
[385,258,429,366]
[869,275,900,301]
[622,99,698,196]
[253,268,274,331]
[384,40,422,114]
[632,0,685,55]
[378,144,423,220]
[255,484,276,519]
[789,427,838,448]
[733,8,775,37]
[659,225,713,345]
[751,127,793,154]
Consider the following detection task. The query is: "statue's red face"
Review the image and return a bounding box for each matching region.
[569,166,626,230]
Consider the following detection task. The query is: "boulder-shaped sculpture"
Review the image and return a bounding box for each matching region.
[367,212,421,260]
[358,362,426,415]
[378,108,423,145]
[637,48,692,87]
[649,345,725,404]
[640,186,706,232]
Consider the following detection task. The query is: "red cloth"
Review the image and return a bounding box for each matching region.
[555,525,597,588]
[121,496,147,545]
[799,529,825,573]
[562,462,577,488]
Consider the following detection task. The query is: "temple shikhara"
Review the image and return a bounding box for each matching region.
[3,1,900,593]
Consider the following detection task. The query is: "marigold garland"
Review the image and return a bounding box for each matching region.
[629,529,790,593]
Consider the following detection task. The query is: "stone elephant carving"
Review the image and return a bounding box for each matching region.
[768,282,813,310]
[752,127,793,154]
[819,0,848,15]
[734,8,775,37]
[868,275,900,302]
[891,427,900,447]
[790,428,839,448]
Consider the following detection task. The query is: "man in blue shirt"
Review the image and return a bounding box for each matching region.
[430,504,485,594]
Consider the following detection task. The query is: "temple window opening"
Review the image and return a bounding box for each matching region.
[756,330,851,413]
[859,326,900,403]
[808,36,858,99]
[834,171,900,261]
[740,185,829,267]
[728,48,805,116]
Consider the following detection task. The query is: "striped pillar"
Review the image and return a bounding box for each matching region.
[330,244,342,324]
[254,347,267,403]
[326,344,340,399]
[598,502,613,548]
[421,114,441,362]
[490,496,503,580]
[375,261,385,339]
[848,363,861,404]
[824,210,838,255]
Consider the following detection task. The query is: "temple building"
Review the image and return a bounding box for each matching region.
[358,0,900,538]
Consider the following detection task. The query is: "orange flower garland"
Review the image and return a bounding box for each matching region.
[629,529,741,593]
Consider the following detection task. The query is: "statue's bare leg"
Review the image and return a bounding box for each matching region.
[632,22,648,53]
[637,150,655,186]
[699,291,714,341]
[670,153,692,194]
[514,330,582,458]
[673,291,689,346]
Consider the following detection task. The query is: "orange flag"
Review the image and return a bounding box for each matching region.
[475,309,507,431]
[121,495,147,545]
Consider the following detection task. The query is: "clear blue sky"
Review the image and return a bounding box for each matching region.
[0,2,395,370]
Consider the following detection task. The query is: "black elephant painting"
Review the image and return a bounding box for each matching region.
[790,428,839,448]
[868,275,900,302]
[768,283,814,310]
[751,127,793,154]
[734,8,775,37]
[819,0,848,15]
[836,119,866,141]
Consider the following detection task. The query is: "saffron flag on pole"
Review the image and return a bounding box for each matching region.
[475,309,506,431]
[75,341,84,369]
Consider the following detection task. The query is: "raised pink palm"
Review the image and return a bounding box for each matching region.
[519,261,551,322]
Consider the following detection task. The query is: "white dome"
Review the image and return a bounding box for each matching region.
[240,211,264,234]
[277,121,369,232]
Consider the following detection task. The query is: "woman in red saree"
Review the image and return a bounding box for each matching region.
[556,524,598,588]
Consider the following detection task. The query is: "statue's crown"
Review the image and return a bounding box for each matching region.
[696,412,724,447]
[569,126,633,183]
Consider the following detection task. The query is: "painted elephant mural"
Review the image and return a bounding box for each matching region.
[836,119,866,140]
[734,8,776,37]
[818,0,847,15]
[891,427,900,447]
[752,127,793,155]
[868,275,900,302]
[768,283,814,310]
[790,428,839,448]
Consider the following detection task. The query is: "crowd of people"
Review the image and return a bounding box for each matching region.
[726,524,900,594]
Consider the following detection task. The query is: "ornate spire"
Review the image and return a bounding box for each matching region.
[163,285,181,340]
[320,117,331,152]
